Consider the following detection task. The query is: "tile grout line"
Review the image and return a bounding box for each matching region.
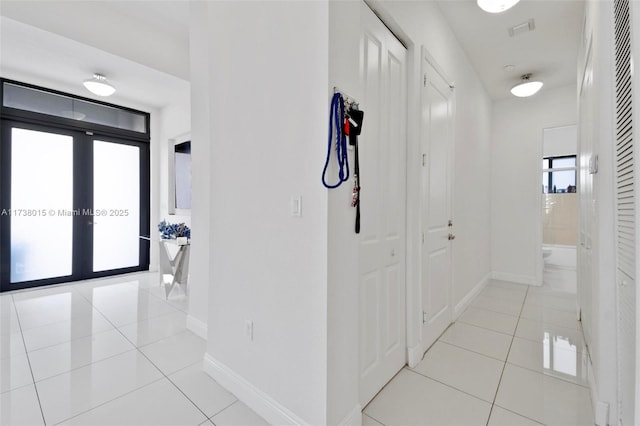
[49,376,167,426]
[10,293,47,426]
[435,339,510,363]
[485,287,529,426]
[37,278,209,425]
[90,287,215,424]
[88,282,225,423]
[406,367,497,405]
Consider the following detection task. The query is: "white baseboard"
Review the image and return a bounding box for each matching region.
[203,354,309,425]
[491,271,537,286]
[585,350,609,425]
[337,404,362,426]
[453,273,491,319]
[407,343,423,369]
[186,315,207,339]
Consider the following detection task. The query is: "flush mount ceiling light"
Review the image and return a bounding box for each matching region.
[510,73,543,97]
[477,0,520,13]
[83,73,115,97]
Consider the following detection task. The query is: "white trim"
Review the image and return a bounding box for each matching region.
[453,273,490,319]
[587,355,609,426]
[407,343,423,368]
[203,354,309,426]
[186,315,207,339]
[491,271,538,286]
[337,404,362,426]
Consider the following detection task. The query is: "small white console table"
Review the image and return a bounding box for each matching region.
[158,239,190,299]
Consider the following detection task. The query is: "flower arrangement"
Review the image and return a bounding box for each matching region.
[158,220,191,240]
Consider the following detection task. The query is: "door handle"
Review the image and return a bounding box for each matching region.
[448,233,455,241]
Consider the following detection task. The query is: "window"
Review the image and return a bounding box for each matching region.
[543,155,577,193]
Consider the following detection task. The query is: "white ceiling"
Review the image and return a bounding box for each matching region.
[0,0,584,107]
[0,1,190,110]
[436,0,585,100]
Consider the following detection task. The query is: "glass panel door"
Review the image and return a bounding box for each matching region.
[92,140,140,272]
[1,122,149,292]
[10,128,74,282]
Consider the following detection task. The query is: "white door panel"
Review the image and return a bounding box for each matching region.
[421,53,454,350]
[358,3,407,407]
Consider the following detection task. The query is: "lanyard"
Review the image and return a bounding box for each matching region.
[322,93,349,189]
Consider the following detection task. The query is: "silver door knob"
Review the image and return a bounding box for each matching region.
[448,233,456,241]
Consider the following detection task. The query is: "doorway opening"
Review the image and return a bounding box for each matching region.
[541,124,578,293]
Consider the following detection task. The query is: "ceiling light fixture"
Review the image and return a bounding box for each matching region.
[83,73,116,97]
[477,0,520,13]
[510,73,543,97]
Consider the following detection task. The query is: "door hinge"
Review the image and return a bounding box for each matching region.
[422,232,425,244]
[424,75,427,87]
[448,219,453,227]
[422,311,428,323]
[422,153,427,166]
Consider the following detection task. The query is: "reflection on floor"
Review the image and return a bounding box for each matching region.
[543,245,577,294]
[0,272,268,426]
[364,279,593,426]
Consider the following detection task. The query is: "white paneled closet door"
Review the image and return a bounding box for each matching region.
[614,0,636,424]
[358,2,408,407]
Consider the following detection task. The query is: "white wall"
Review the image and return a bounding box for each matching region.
[543,125,577,158]
[158,96,191,228]
[193,2,329,425]
[491,84,577,286]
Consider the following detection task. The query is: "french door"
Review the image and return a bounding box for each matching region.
[0,121,150,291]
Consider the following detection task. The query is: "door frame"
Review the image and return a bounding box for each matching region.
[416,47,456,359]
[0,79,151,292]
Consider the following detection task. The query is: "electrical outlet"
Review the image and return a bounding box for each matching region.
[244,320,253,341]
[291,196,302,217]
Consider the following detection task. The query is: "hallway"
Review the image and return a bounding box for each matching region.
[1,273,593,425]
[364,280,592,426]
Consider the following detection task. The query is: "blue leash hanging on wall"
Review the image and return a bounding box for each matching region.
[322,93,350,189]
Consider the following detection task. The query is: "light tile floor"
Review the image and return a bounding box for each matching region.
[0,272,268,426]
[2,274,593,426]
[364,279,594,426]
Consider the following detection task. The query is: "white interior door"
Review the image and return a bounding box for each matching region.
[420,54,454,351]
[358,3,407,407]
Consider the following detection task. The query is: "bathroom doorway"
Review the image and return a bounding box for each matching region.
[541,125,578,293]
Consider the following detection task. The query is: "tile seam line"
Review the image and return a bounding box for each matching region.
[49,376,166,426]
[406,366,498,405]
[11,293,47,426]
[485,287,528,426]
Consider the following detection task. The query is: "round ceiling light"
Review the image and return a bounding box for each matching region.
[477,0,520,13]
[83,73,116,97]
[510,73,543,97]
